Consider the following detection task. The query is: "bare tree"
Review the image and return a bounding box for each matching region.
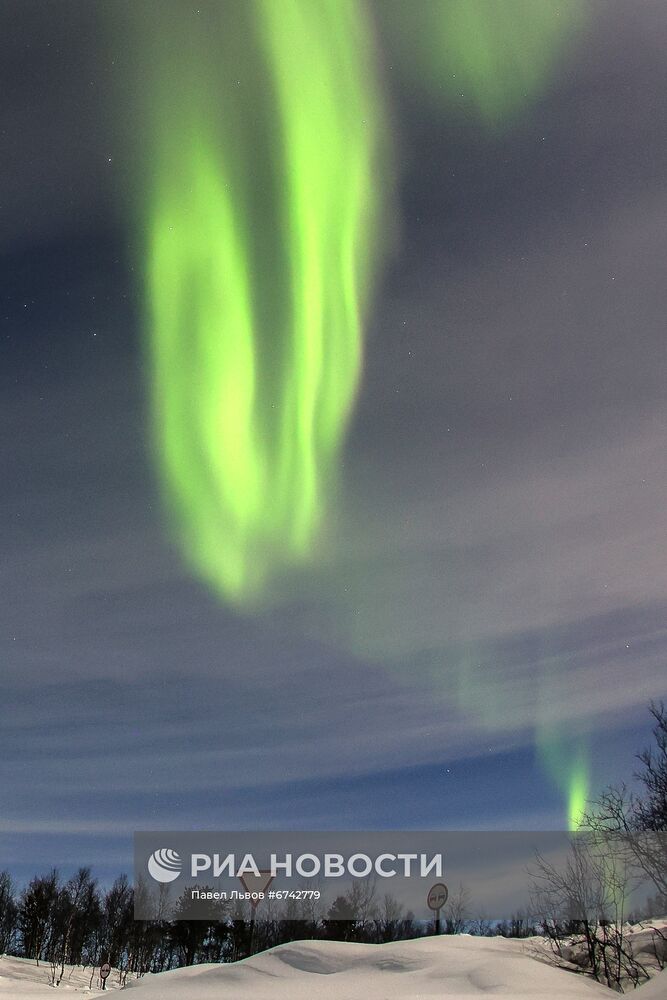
[18,869,60,964]
[0,872,18,955]
[583,702,667,900]
[444,882,470,934]
[529,834,650,990]
[373,893,412,942]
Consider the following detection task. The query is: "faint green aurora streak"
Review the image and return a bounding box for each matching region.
[381,0,586,126]
[455,645,591,829]
[381,0,589,829]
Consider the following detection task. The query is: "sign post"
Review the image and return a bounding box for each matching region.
[239,871,274,956]
[99,962,111,990]
[427,882,448,935]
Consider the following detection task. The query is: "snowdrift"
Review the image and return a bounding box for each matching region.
[2,933,665,999]
[123,935,619,999]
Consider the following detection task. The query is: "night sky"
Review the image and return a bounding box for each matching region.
[2,1,667,884]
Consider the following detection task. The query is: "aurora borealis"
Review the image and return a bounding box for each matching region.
[139,0,389,602]
[2,0,667,875]
[382,0,585,125]
[135,0,589,827]
[135,0,591,821]
[139,0,584,606]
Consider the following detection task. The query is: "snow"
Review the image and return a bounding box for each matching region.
[0,954,121,997]
[117,936,647,999]
[631,969,667,998]
[1,934,664,999]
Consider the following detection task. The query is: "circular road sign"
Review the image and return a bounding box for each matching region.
[427,882,448,911]
[100,963,111,980]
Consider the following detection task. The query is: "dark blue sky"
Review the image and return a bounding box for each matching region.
[2,1,667,887]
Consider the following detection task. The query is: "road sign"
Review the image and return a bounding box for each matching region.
[427,882,448,911]
[239,870,274,909]
[100,963,111,980]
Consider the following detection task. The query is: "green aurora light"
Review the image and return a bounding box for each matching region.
[539,728,591,831]
[131,0,589,827]
[381,0,586,125]
[140,0,389,603]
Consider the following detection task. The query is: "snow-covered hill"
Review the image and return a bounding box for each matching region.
[124,934,662,1000]
[2,933,665,999]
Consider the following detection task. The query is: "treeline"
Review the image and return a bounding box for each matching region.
[1,862,664,985]
[0,869,149,986]
[0,866,538,984]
